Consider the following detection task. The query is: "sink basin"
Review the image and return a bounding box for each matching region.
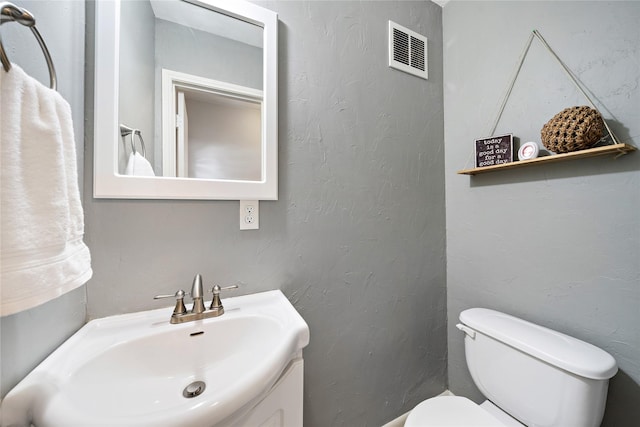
[1,290,309,427]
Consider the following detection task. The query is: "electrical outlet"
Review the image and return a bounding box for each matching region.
[239,200,259,230]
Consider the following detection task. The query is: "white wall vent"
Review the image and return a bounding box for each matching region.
[388,21,428,80]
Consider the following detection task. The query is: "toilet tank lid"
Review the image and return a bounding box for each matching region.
[459,308,618,380]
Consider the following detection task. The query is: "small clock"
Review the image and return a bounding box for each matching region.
[518,141,540,160]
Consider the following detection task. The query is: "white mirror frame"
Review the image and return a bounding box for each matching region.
[94,0,278,200]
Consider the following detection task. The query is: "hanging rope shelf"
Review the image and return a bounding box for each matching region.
[458,29,636,176]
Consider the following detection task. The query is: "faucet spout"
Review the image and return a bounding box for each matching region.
[190,274,206,314]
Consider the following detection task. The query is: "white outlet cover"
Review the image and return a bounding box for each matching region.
[240,200,259,230]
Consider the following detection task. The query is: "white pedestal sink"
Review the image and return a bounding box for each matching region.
[1,290,310,427]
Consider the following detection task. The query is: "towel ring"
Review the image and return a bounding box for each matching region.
[119,124,147,158]
[0,2,57,90]
[131,130,147,158]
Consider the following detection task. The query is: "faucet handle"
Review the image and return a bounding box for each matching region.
[210,283,239,295]
[154,289,187,299]
[209,283,239,311]
[154,289,187,315]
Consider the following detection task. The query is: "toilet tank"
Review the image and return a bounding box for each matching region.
[458,308,617,427]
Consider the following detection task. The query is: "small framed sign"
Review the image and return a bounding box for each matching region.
[475,134,513,168]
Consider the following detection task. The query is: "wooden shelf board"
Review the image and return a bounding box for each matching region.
[458,143,636,176]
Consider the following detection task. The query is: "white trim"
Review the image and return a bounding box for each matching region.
[175,90,186,177]
[94,0,278,200]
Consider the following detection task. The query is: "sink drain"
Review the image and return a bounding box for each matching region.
[183,381,206,398]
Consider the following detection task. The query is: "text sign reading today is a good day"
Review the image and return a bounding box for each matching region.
[475,134,513,168]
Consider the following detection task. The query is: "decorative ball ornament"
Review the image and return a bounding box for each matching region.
[540,106,604,154]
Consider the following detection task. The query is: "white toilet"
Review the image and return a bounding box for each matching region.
[405,308,618,427]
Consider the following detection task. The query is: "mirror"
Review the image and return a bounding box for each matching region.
[94,0,278,200]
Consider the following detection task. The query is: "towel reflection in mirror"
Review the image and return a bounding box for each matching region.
[120,125,155,177]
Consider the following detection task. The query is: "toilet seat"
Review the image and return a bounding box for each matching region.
[404,396,507,427]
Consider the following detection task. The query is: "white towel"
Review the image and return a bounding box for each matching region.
[125,151,156,176]
[0,64,92,317]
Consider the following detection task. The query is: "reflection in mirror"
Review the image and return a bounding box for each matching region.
[94,0,278,200]
[118,0,263,178]
[161,70,262,180]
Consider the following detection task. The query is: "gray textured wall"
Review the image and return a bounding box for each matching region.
[443,1,640,426]
[84,1,447,425]
[0,0,86,399]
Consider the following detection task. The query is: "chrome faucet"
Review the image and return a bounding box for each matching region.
[154,274,239,324]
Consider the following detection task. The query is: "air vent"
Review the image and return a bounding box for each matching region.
[388,21,428,80]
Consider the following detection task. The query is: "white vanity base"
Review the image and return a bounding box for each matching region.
[225,358,304,427]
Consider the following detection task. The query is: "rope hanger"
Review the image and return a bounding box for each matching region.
[466,29,624,170]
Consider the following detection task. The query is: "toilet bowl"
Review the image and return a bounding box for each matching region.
[404,308,617,427]
[405,396,522,427]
